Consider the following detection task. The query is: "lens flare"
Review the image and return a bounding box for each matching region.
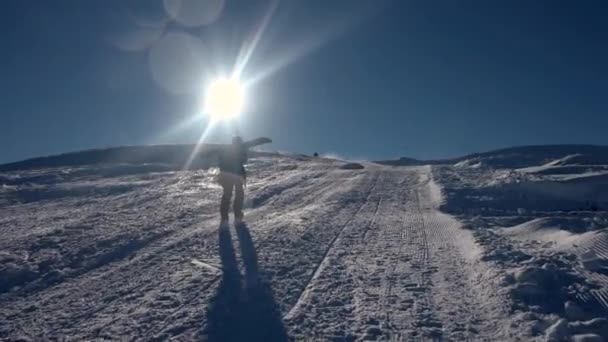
[204,77,244,121]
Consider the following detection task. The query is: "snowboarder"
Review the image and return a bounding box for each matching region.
[217,136,247,224]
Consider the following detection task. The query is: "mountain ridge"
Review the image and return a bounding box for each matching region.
[2,143,608,172]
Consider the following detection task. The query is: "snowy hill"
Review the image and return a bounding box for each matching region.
[377,144,608,168]
[451,144,608,169]
[1,144,608,341]
[0,144,285,172]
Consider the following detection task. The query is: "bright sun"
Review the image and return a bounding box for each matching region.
[204,77,245,121]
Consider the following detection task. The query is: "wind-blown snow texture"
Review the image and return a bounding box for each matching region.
[1,145,607,341]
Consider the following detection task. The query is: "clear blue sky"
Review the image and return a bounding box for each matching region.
[2,0,608,164]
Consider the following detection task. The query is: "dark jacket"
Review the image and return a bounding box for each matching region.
[218,145,247,177]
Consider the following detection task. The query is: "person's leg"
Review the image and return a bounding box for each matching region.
[219,174,233,222]
[233,177,244,220]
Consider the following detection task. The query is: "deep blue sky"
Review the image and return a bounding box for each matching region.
[2,0,608,164]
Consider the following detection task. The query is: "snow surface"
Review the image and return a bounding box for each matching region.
[435,146,608,342]
[1,145,608,341]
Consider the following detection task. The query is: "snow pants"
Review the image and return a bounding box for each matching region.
[218,172,245,221]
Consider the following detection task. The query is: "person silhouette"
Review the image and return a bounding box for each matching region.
[217,136,247,224]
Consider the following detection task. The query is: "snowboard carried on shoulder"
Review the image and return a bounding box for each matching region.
[202,137,272,154]
[243,137,272,149]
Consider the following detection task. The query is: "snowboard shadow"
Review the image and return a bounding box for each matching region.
[204,223,287,342]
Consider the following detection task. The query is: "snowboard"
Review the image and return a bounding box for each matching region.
[201,137,272,154]
[243,137,272,149]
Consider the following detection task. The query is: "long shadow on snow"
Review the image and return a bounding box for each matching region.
[204,223,287,342]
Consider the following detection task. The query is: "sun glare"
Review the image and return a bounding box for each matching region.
[204,77,244,121]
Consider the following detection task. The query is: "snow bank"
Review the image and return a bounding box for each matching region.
[437,168,608,215]
[378,145,608,169]
[432,145,608,340]
[339,162,364,170]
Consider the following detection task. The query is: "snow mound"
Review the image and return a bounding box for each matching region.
[454,145,608,169]
[437,169,608,215]
[454,159,483,168]
[579,250,608,275]
[500,218,607,250]
[509,263,590,314]
[339,162,364,170]
[0,252,38,293]
[377,144,608,169]
[433,144,608,340]
[569,318,608,341]
[546,318,608,342]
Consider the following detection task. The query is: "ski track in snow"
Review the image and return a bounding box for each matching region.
[573,233,608,312]
[1,157,527,341]
[284,166,514,341]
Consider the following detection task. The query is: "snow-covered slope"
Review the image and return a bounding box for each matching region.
[1,144,608,341]
[434,145,608,342]
[378,144,608,168]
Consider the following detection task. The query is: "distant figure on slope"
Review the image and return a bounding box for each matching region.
[217,136,247,224]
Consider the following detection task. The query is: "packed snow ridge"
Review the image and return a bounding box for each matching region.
[1,144,607,341]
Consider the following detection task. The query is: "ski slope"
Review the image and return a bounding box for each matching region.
[1,147,608,341]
